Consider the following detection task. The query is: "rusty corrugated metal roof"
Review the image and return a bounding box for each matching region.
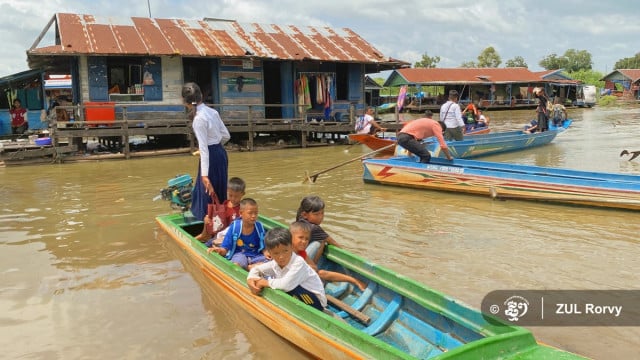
[28,13,397,64]
[394,67,545,85]
[602,69,640,82]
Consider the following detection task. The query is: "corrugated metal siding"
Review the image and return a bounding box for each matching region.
[29,13,391,64]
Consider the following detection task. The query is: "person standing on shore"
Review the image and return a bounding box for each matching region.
[440,90,465,141]
[181,82,231,223]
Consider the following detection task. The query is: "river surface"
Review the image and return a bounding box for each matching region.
[1,106,639,359]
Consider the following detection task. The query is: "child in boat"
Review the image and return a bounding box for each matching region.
[295,195,342,264]
[247,227,327,311]
[290,221,366,291]
[198,177,246,244]
[475,110,489,128]
[210,198,268,270]
[523,119,539,134]
[461,102,478,132]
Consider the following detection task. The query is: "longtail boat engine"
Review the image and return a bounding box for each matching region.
[159,174,193,211]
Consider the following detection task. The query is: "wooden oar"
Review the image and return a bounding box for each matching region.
[489,187,640,206]
[326,294,371,325]
[303,143,396,184]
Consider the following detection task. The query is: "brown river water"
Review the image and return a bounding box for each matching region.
[1,107,639,359]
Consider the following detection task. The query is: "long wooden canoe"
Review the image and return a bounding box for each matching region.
[348,127,491,156]
[156,213,586,359]
[411,119,572,159]
[362,155,640,211]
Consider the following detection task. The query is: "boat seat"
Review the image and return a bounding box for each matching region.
[363,293,403,336]
[325,281,349,298]
[335,282,377,319]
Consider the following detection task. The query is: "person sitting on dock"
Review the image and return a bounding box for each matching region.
[397,110,453,163]
[440,90,465,141]
[290,221,366,291]
[210,198,268,270]
[10,99,28,135]
[355,106,386,135]
[247,227,327,311]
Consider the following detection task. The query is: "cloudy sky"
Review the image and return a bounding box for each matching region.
[1,0,638,77]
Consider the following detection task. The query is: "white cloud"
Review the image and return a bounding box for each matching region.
[0,0,638,77]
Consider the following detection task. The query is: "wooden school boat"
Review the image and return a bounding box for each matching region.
[156,213,586,359]
[348,126,491,156]
[362,155,640,211]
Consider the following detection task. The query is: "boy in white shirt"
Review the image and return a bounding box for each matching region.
[247,227,327,310]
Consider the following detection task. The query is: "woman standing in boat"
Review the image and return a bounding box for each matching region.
[182,82,231,223]
[533,87,550,132]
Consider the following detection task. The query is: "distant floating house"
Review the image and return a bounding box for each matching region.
[600,69,640,99]
[383,67,582,112]
[0,13,407,135]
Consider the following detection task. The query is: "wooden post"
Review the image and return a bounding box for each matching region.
[301,107,307,148]
[122,106,130,159]
[247,105,254,151]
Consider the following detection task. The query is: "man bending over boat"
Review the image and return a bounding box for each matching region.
[247,227,327,311]
[397,110,453,164]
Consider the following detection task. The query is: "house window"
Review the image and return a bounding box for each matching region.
[107,57,143,94]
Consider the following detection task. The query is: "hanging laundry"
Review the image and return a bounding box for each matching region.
[303,75,312,110]
[296,77,306,114]
[397,85,408,111]
[324,75,332,110]
[316,75,324,105]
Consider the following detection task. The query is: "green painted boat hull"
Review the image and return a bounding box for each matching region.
[156,213,586,359]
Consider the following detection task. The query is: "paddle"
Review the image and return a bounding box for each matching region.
[303,143,396,184]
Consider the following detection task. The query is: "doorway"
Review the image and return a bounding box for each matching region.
[183,58,214,103]
[263,61,282,119]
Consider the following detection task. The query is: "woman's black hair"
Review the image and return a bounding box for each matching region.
[264,227,292,250]
[181,82,202,104]
[181,82,202,120]
[295,195,325,221]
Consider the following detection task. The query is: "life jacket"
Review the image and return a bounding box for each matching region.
[465,112,475,124]
[225,219,266,260]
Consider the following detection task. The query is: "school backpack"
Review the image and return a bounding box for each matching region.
[225,219,266,260]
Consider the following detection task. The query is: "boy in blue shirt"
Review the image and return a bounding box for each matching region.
[210,198,267,270]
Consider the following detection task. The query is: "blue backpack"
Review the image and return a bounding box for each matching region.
[225,219,266,260]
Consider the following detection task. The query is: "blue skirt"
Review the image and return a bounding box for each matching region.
[190,143,228,220]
